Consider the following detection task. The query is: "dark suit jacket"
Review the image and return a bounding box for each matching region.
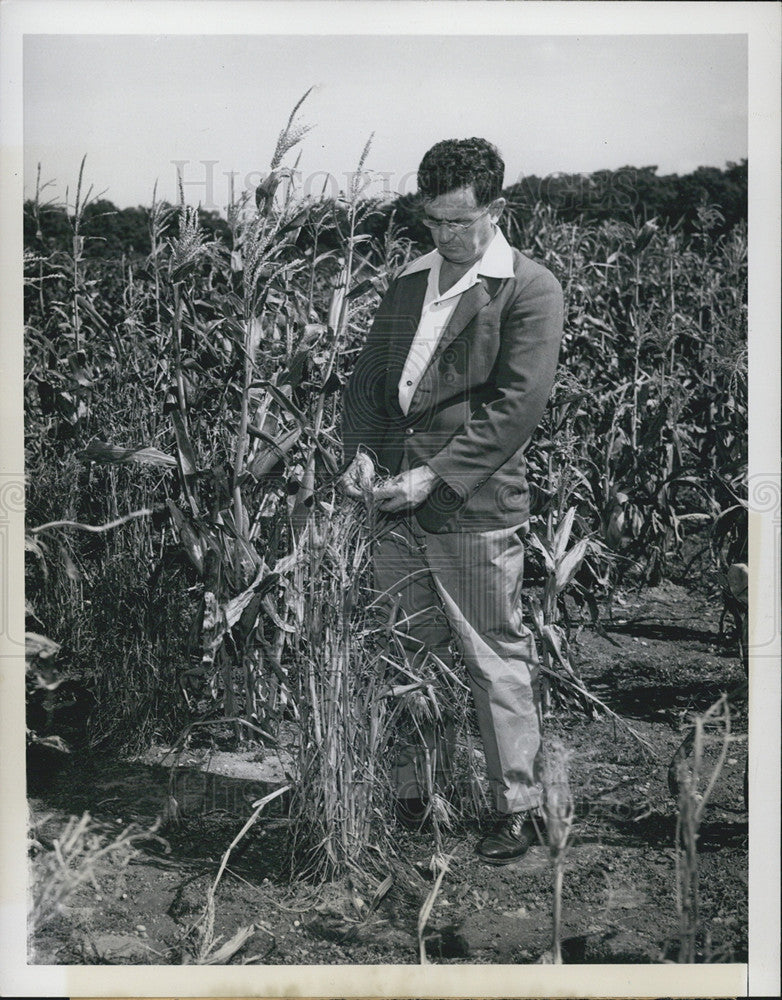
[342,246,564,532]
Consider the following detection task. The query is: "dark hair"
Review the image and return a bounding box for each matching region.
[417,138,505,206]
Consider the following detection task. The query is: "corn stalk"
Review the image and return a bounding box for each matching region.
[674,693,731,962]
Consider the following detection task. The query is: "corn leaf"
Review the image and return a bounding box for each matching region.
[171,411,198,477]
[526,530,555,574]
[527,593,545,633]
[166,500,206,575]
[59,545,82,582]
[25,536,48,566]
[76,439,177,467]
[248,426,302,478]
[552,507,577,562]
[726,562,748,604]
[75,293,107,330]
[327,265,348,333]
[555,538,590,592]
[250,381,307,426]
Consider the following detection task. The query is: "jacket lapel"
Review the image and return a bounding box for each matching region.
[437,278,493,352]
[406,275,503,416]
[383,270,429,414]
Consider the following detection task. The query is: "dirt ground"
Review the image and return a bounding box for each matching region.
[27,579,748,966]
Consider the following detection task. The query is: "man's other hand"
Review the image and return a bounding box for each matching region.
[374,466,439,512]
[341,452,375,499]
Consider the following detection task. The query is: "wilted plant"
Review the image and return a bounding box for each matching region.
[28,810,162,942]
[416,851,453,965]
[178,784,288,965]
[673,693,731,962]
[540,739,574,964]
[144,90,333,739]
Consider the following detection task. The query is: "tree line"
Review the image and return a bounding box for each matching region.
[25,160,747,262]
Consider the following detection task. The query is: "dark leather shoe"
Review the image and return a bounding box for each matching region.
[395,796,429,829]
[475,812,540,865]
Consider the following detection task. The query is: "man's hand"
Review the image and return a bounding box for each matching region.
[341,452,375,499]
[373,465,439,513]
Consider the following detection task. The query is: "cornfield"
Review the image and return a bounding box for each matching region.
[24,103,747,883]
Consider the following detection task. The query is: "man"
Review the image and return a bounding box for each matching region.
[341,138,564,864]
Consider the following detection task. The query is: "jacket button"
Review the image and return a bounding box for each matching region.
[405,427,414,435]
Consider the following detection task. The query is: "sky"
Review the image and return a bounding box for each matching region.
[23,32,748,211]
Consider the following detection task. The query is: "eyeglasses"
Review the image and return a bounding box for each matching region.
[420,208,490,234]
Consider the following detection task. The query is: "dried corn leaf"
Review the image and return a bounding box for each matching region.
[77,439,176,467]
[197,923,256,965]
[25,632,61,664]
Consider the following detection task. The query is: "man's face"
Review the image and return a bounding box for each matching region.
[421,185,503,266]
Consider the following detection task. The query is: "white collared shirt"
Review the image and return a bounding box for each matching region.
[397,227,515,415]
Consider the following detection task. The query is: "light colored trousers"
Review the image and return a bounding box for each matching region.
[373,515,543,814]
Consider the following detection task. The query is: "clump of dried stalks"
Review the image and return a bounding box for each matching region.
[286,497,399,882]
[285,482,474,888]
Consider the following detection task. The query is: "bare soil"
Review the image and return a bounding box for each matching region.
[28,580,747,966]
